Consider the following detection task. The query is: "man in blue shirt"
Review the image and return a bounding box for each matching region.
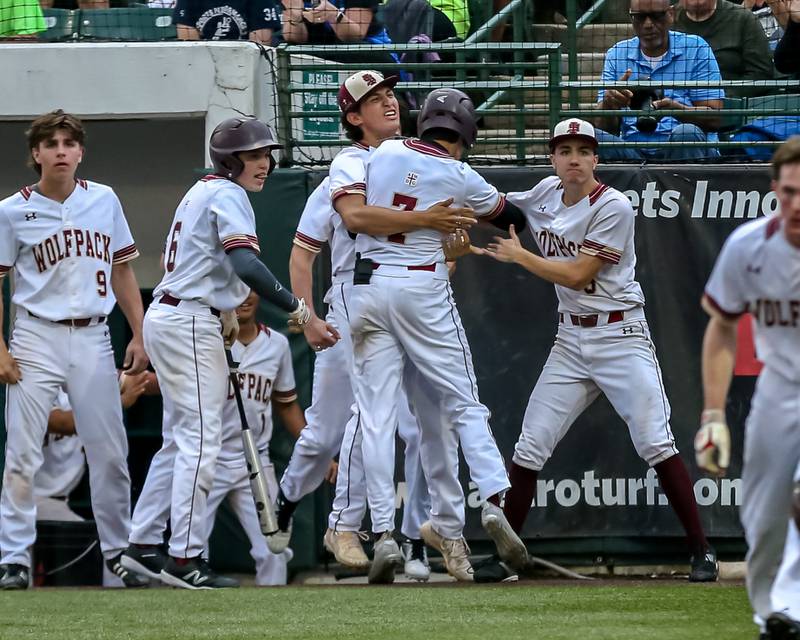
[595,0,724,161]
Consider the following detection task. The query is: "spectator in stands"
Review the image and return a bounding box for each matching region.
[174,0,280,44]
[1,0,45,38]
[770,0,800,73]
[280,0,398,66]
[674,0,775,97]
[427,1,469,40]
[595,0,723,161]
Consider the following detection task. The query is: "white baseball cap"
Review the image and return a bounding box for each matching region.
[549,118,598,152]
[337,70,399,113]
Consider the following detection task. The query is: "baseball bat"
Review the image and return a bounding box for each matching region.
[225,348,279,536]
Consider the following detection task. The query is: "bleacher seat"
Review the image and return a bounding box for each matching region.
[744,93,800,123]
[78,8,176,41]
[41,9,79,42]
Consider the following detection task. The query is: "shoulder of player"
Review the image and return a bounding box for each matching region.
[258,322,290,347]
[591,183,634,216]
[506,175,561,210]
[724,216,776,254]
[331,144,370,166]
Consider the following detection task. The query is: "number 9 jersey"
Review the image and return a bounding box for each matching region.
[0,180,138,320]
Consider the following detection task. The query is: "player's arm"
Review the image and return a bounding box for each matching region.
[335,194,476,236]
[111,262,149,375]
[481,198,527,232]
[272,398,306,439]
[289,244,339,349]
[0,288,21,384]
[473,225,603,290]
[227,248,310,330]
[47,409,76,436]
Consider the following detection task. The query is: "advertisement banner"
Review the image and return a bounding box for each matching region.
[390,164,774,541]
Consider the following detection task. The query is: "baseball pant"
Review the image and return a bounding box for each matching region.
[741,367,800,626]
[349,265,509,534]
[143,301,227,559]
[0,312,131,567]
[205,458,290,586]
[513,314,679,472]
[771,461,800,623]
[128,393,177,545]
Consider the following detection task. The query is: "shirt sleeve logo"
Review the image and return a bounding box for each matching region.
[404,172,418,187]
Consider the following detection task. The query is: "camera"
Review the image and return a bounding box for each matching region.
[630,88,664,133]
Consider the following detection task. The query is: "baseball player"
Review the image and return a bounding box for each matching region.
[471,118,716,583]
[697,137,800,638]
[203,291,302,585]
[121,117,311,590]
[0,110,149,590]
[336,87,529,582]
[275,71,457,582]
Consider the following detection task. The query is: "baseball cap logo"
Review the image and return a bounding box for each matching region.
[362,73,377,87]
[567,120,581,134]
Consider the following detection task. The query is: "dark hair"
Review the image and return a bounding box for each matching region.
[420,127,461,145]
[341,113,364,143]
[26,109,85,175]
[773,136,800,180]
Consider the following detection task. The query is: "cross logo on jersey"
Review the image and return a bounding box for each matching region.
[404,172,418,187]
[25,212,37,221]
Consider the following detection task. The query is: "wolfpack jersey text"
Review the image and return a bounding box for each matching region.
[507,175,644,314]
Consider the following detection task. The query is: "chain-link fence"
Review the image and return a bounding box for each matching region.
[3,0,800,163]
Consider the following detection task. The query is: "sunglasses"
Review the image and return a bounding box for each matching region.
[629,10,669,23]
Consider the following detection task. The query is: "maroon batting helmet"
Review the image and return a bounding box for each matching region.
[209,117,282,179]
[417,88,478,149]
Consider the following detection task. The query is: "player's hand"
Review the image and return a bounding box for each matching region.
[325,460,339,484]
[471,224,524,263]
[119,371,149,409]
[0,348,21,384]
[442,228,472,261]
[694,409,731,477]
[287,297,312,334]
[221,310,239,348]
[601,69,633,111]
[123,337,149,376]
[304,316,340,351]
[652,97,685,111]
[422,198,476,234]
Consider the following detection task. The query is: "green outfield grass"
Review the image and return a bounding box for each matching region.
[0,582,754,640]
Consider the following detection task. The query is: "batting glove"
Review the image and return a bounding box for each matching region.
[287,298,311,334]
[694,409,731,476]
[221,310,239,348]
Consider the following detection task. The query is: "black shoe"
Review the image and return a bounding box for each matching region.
[120,545,167,582]
[767,612,800,640]
[107,552,149,588]
[689,546,718,582]
[160,557,239,590]
[0,564,29,590]
[473,554,519,584]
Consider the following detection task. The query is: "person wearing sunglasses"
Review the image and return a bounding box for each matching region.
[594,0,724,161]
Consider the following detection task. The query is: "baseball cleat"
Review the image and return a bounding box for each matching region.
[420,521,474,582]
[0,564,29,590]
[368,532,402,584]
[481,502,528,570]
[160,557,239,590]
[401,539,430,582]
[120,545,167,582]
[107,552,149,588]
[323,528,370,569]
[473,554,520,583]
[767,612,800,640]
[268,519,292,554]
[689,546,719,582]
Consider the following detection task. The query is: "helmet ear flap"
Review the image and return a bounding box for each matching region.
[266,153,276,176]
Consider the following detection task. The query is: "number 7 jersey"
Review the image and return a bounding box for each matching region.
[507,175,644,314]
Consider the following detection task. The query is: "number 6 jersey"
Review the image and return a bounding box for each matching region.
[0,180,138,320]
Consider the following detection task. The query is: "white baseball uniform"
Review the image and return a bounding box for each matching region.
[282,149,430,539]
[34,390,85,523]
[137,174,258,559]
[0,179,138,567]
[351,138,510,537]
[771,462,800,624]
[704,215,800,626]
[505,176,679,473]
[205,325,295,585]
